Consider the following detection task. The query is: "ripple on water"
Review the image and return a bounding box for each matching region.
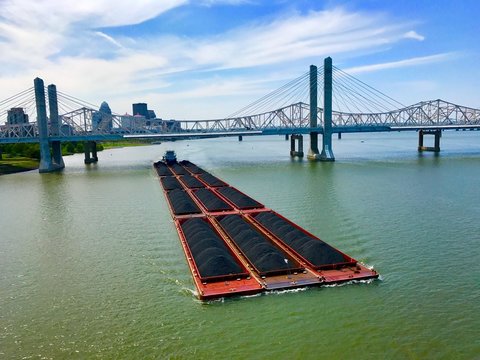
[1,134,479,359]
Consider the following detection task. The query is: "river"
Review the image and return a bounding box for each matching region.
[1,131,479,359]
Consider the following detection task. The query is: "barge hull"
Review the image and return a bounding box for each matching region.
[154,159,378,300]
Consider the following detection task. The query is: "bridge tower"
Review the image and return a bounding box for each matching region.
[34,78,55,173]
[320,57,335,161]
[48,84,65,169]
[34,78,65,173]
[307,65,320,160]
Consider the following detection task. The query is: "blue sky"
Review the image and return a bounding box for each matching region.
[0,0,478,119]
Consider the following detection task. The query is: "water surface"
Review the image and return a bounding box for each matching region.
[1,132,479,358]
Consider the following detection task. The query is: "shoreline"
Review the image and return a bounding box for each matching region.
[0,158,39,175]
[0,141,153,175]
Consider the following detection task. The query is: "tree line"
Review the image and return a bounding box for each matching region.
[0,142,104,160]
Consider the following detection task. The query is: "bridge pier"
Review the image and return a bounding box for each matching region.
[290,134,304,157]
[285,134,289,141]
[35,78,59,173]
[418,129,441,152]
[320,57,335,161]
[238,135,243,141]
[84,141,98,164]
[48,84,65,169]
[307,65,321,160]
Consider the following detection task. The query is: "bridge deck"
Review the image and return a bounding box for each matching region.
[154,160,378,300]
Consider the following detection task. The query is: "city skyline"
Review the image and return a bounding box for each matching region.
[0,0,478,119]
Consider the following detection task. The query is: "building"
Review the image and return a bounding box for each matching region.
[92,101,113,131]
[120,113,147,132]
[7,108,29,125]
[132,103,159,121]
[132,103,149,118]
[148,110,156,119]
[162,119,181,132]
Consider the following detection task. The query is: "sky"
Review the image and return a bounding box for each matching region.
[0,0,478,120]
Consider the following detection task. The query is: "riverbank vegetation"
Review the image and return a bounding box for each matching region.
[0,140,156,175]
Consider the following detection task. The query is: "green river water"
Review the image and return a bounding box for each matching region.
[1,132,479,359]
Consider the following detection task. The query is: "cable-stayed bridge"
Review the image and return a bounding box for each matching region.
[1,57,479,172]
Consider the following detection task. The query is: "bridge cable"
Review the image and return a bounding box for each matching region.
[332,72,396,113]
[333,66,405,111]
[227,71,309,118]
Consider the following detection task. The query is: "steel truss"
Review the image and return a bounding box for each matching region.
[1,100,479,142]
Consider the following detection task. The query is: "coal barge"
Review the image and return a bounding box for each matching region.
[154,155,378,300]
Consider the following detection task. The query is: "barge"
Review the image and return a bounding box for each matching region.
[154,157,378,300]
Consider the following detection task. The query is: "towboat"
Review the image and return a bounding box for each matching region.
[162,150,177,165]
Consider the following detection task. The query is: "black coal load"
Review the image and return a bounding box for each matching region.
[181,218,243,278]
[219,214,296,274]
[170,163,188,175]
[167,189,201,215]
[179,160,205,174]
[199,173,227,187]
[161,176,183,191]
[194,188,232,212]
[180,175,205,189]
[154,162,173,176]
[217,187,263,209]
[254,212,346,267]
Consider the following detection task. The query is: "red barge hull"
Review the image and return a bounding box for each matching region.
[154,160,378,300]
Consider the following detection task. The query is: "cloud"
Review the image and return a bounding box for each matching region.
[403,30,425,41]
[0,2,456,119]
[93,32,124,49]
[344,53,456,74]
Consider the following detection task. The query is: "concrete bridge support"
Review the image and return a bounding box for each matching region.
[47,84,65,169]
[238,135,243,141]
[34,78,56,173]
[84,141,99,164]
[307,65,320,160]
[418,129,441,152]
[320,57,335,161]
[290,134,304,157]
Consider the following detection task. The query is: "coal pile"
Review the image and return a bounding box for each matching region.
[170,163,188,175]
[219,215,295,274]
[199,173,227,187]
[194,188,233,212]
[161,176,183,191]
[180,175,205,189]
[179,160,205,174]
[167,189,201,215]
[217,187,263,209]
[254,212,346,267]
[154,162,173,176]
[181,218,244,278]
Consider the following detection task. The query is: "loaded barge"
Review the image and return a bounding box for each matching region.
[154,153,378,300]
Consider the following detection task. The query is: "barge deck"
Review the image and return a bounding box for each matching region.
[154,159,378,300]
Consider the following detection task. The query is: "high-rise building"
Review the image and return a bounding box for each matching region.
[148,110,156,119]
[92,101,112,131]
[132,103,149,118]
[7,108,29,125]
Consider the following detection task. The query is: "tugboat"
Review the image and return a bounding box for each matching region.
[162,150,177,165]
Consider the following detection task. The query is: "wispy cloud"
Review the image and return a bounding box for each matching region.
[0,2,459,118]
[344,53,456,74]
[93,32,125,49]
[403,30,425,41]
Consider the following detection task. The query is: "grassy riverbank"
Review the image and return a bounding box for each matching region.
[0,157,39,175]
[101,140,153,149]
[0,140,154,175]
